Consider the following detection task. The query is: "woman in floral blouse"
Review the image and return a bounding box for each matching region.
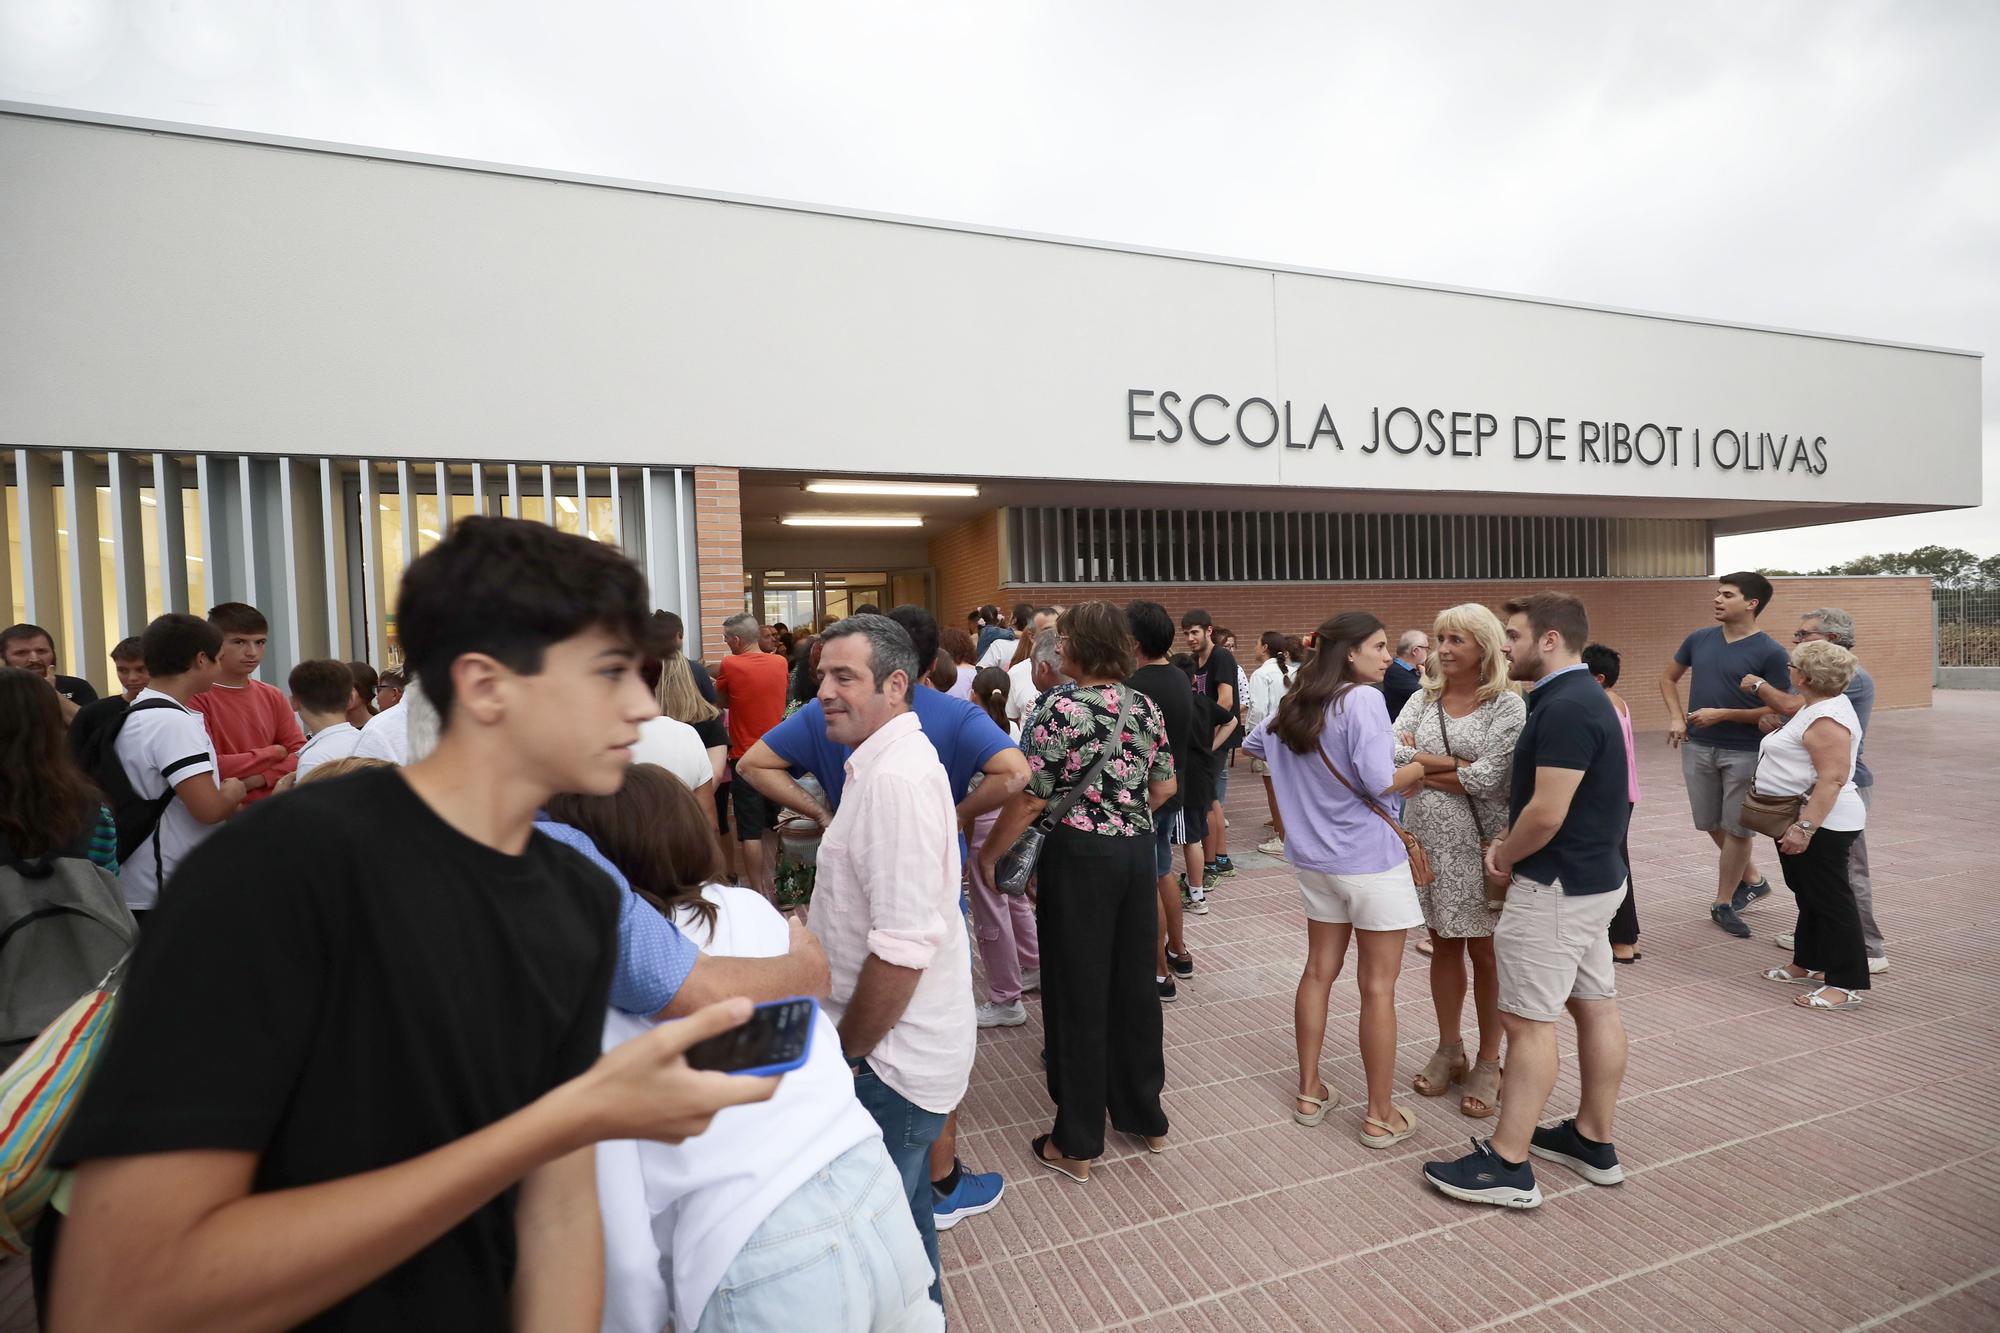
[980,602,1178,1183]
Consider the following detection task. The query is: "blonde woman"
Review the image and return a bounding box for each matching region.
[1393,604,1526,1120]
[657,651,729,792]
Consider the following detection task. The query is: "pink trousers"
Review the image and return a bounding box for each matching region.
[968,810,1040,1004]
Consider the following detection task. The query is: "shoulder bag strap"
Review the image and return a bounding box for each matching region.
[1315,736,1420,848]
[1036,686,1135,830]
[1433,702,1486,843]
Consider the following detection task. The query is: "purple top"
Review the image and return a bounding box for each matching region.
[1243,688,1405,875]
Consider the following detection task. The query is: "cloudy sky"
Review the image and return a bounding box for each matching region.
[4,0,1993,569]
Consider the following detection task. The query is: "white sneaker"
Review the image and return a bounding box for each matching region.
[1257,836,1286,857]
[1774,932,1794,950]
[1021,967,1041,992]
[976,1000,1027,1029]
[1868,955,1889,974]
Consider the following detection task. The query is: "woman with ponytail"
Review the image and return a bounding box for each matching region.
[966,666,1040,1027]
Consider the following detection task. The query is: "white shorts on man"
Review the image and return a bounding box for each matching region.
[598,883,942,1333]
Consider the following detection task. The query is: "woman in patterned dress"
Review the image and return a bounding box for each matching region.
[980,602,1178,1183]
[1392,604,1526,1120]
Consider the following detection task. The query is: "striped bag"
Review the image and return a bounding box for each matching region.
[0,958,125,1258]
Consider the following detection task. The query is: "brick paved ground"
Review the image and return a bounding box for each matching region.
[7,693,1997,1330]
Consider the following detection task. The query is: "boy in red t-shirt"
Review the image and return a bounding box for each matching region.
[713,613,792,900]
[188,602,306,803]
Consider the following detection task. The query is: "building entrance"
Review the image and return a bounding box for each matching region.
[750,568,933,631]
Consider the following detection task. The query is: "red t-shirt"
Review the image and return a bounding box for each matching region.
[715,650,790,759]
[188,678,307,803]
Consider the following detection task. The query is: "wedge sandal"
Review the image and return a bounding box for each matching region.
[1360,1105,1418,1149]
[1292,1081,1336,1127]
[1413,1043,1467,1098]
[1031,1134,1090,1181]
[1460,1059,1502,1119]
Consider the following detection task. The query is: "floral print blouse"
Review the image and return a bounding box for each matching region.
[1023,682,1174,836]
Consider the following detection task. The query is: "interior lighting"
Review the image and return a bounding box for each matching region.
[803,481,980,498]
[780,515,923,528]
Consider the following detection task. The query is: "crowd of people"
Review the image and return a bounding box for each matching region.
[0,533,1887,1325]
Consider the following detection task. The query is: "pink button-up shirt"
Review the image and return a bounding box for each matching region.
[808,709,974,1114]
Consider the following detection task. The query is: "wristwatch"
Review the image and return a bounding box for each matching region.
[1793,819,1817,834]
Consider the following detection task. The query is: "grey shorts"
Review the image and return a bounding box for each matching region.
[1495,876,1626,1022]
[1681,742,1759,838]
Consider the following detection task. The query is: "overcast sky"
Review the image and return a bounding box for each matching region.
[4,0,1993,568]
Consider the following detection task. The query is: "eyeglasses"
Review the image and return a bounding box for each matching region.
[1791,630,1825,642]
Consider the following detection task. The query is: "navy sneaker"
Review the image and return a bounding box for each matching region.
[1730,877,1774,912]
[1158,977,1178,1003]
[1211,856,1237,878]
[1710,903,1752,938]
[932,1162,1005,1231]
[1166,949,1194,979]
[1528,1118,1625,1186]
[1422,1139,1542,1209]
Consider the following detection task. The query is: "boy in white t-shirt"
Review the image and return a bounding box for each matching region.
[288,659,365,783]
[115,614,247,921]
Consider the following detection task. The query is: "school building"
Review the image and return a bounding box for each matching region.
[1,104,1982,730]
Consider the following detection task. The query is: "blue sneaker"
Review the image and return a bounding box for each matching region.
[932,1162,1005,1230]
[1528,1118,1625,1186]
[1730,877,1774,912]
[1422,1139,1542,1209]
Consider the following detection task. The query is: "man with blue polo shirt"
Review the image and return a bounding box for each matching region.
[1425,592,1632,1210]
[736,602,1029,1237]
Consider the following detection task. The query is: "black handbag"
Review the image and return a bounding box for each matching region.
[994,686,1135,896]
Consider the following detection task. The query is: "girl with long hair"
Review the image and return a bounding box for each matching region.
[1391,604,1526,1119]
[546,765,939,1332]
[1245,613,1427,1148]
[0,667,117,871]
[1247,630,1300,855]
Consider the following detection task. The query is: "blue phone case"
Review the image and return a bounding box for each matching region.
[722,996,818,1077]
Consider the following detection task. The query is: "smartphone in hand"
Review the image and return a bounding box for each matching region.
[684,996,818,1077]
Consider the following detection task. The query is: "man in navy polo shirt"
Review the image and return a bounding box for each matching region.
[1425,591,1631,1210]
[736,603,1029,1236]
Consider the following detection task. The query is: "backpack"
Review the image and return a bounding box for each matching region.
[67,696,190,883]
[0,850,136,1064]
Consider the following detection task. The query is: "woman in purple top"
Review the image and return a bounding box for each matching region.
[1243,612,1427,1149]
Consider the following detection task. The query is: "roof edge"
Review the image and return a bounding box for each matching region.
[2,100,1984,361]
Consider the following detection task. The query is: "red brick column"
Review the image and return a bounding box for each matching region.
[928,509,1003,626]
[693,467,744,665]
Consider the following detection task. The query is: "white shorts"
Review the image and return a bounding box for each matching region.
[1296,865,1425,930]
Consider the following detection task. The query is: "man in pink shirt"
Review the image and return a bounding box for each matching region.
[188,603,305,803]
[807,613,973,1312]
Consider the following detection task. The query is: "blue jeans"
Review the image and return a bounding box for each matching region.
[852,1066,949,1310]
[696,1139,943,1331]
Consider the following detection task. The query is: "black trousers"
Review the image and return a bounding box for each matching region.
[1035,823,1169,1159]
[1778,828,1867,990]
[1608,807,1640,946]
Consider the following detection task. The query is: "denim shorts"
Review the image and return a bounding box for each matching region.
[695,1138,943,1332]
[1152,807,1184,878]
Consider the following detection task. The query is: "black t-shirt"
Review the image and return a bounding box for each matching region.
[688,657,718,706]
[1182,645,1242,754]
[55,673,98,706]
[1508,667,1630,895]
[1127,664,1197,817]
[57,767,620,1330]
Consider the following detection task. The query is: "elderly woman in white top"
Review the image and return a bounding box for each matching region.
[1753,639,1870,1012]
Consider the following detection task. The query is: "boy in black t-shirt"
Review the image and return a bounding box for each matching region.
[52,518,781,1331]
[1178,608,1241,879]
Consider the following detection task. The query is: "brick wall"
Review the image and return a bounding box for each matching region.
[929,509,1003,627]
[1000,575,1933,731]
[693,466,744,664]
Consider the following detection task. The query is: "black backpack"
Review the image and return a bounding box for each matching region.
[67,696,196,885]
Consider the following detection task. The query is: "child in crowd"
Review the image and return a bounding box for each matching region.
[343,660,380,729]
[187,602,304,802]
[288,659,365,782]
[548,765,941,1333]
[965,664,1039,1028]
[111,614,247,924]
[110,636,150,701]
[51,517,781,1330]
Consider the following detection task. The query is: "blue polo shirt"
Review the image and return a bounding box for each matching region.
[761,687,1016,812]
[1508,666,1630,895]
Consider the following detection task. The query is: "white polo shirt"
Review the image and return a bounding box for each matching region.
[294,721,363,780]
[114,688,221,911]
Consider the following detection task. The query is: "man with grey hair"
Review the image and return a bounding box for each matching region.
[1382,628,1431,722]
[715,611,790,900]
[1004,605,1064,720]
[806,614,972,1314]
[1742,606,1888,973]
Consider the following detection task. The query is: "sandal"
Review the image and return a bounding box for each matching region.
[1123,1130,1169,1154]
[1413,1043,1467,1098]
[1292,1081,1336,1127]
[1031,1134,1090,1181]
[1795,986,1864,1012]
[1763,966,1823,986]
[1360,1105,1418,1148]
[1459,1059,1502,1119]
[1415,937,1435,957]
[1612,951,1642,965]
